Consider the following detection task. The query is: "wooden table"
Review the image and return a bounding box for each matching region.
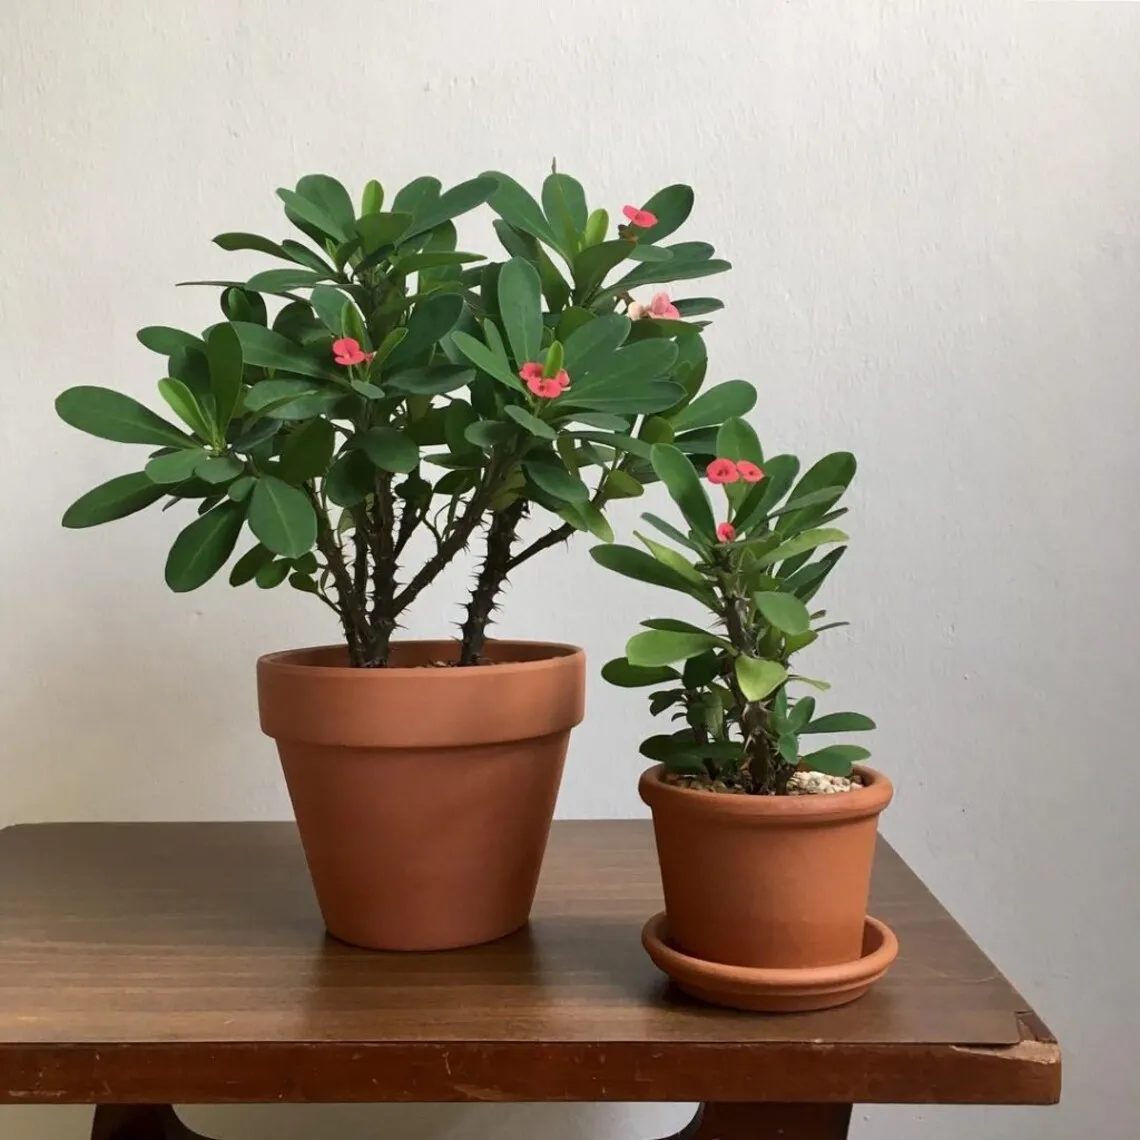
[0,821,1059,1139]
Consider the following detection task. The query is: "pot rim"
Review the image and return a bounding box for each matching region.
[258,639,584,680]
[639,763,892,824]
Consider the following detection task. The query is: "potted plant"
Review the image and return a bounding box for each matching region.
[595,424,897,1010]
[55,170,738,951]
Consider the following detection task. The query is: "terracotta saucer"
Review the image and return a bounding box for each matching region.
[641,913,899,1013]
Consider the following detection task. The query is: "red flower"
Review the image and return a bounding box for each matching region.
[519,361,570,398]
[332,337,373,366]
[736,460,765,483]
[622,204,658,228]
[706,457,740,484]
[716,521,737,542]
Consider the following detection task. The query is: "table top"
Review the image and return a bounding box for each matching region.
[0,821,1059,1106]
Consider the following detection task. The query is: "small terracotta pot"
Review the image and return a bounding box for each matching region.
[258,640,584,951]
[639,764,894,1008]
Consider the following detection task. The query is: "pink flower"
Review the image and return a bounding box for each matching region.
[519,361,570,398]
[622,204,658,228]
[628,291,680,321]
[332,337,373,366]
[736,460,765,483]
[706,457,740,484]
[717,521,737,543]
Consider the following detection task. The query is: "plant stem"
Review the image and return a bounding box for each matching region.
[506,520,573,572]
[459,499,526,665]
[311,494,371,665]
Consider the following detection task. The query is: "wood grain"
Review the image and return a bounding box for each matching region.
[0,821,1060,1106]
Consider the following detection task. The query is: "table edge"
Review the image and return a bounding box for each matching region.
[0,1013,1060,1106]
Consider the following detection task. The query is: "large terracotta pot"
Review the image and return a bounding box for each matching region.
[258,640,584,951]
[639,764,895,1010]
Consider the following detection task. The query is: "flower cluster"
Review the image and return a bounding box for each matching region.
[332,338,374,366]
[622,204,658,228]
[628,291,680,321]
[518,361,571,399]
[705,457,764,485]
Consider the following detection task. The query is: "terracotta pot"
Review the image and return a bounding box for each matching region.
[258,640,584,951]
[640,764,893,982]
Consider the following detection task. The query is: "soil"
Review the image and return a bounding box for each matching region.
[664,769,864,797]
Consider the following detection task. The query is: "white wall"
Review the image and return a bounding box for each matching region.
[2,2,1138,1137]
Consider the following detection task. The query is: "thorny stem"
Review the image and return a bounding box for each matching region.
[459,498,527,665]
[506,520,573,572]
[311,491,370,666]
[716,559,779,794]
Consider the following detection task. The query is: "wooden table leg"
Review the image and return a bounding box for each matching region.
[90,1106,217,1140]
[659,1103,853,1139]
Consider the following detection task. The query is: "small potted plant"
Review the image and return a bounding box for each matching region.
[595,423,896,1010]
[55,170,736,952]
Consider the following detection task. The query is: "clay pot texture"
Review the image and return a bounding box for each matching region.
[639,764,892,971]
[258,640,584,951]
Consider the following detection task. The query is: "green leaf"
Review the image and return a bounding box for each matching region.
[785,547,847,603]
[354,426,419,473]
[770,487,847,518]
[757,527,849,568]
[800,713,877,735]
[355,210,415,254]
[228,543,275,585]
[787,696,816,732]
[716,416,763,466]
[542,172,588,253]
[635,531,707,585]
[212,232,291,259]
[733,455,801,535]
[361,179,384,215]
[779,452,857,533]
[569,337,677,399]
[562,313,631,376]
[735,656,789,702]
[752,591,812,635]
[502,404,553,439]
[309,285,350,334]
[393,250,483,273]
[557,501,613,542]
[674,297,724,318]
[601,658,680,687]
[231,322,337,380]
[248,476,317,557]
[482,170,561,251]
[392,176,441,219]
[403,175,498,238]
[145,448,204,484]
[56,386,191,448]
[451,331,524,391]
[324,449,374,507]
[498,257,543,365]
[777,732,800,765]
[242,378,318,415]
[220,288,267,325]
[137,326,204,356]
[611,251,732,292]
[386,364,473,396]
[164,501,246,592]
[206,323,243,431]
[465,420,514,448]
[639,511,706,553]
[277,187,348,243]
[62,472,166,528]
[245,268,328,293]
[800,744,870,777]
[386,292,465,367]
[256,559,291,589]
[196,455,244,484]
[524,453,589,503]
[296,173,355,233]
[641,617,717,637]
[157,378,214,441]
[582,207,608,247]
[671,380,757,433]
[636,184,694,244]
[604,469,644,499]
[572,239,636,298]
[278,418,335,483]
[650,443,715,539]
[683,650,721,688]
[590,543,713,601]
[627,629,722,667]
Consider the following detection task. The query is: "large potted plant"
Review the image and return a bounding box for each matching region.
[55,170,739,951]
[595,424,897,1010]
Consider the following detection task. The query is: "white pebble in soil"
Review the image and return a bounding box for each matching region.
[786,771,863,795]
